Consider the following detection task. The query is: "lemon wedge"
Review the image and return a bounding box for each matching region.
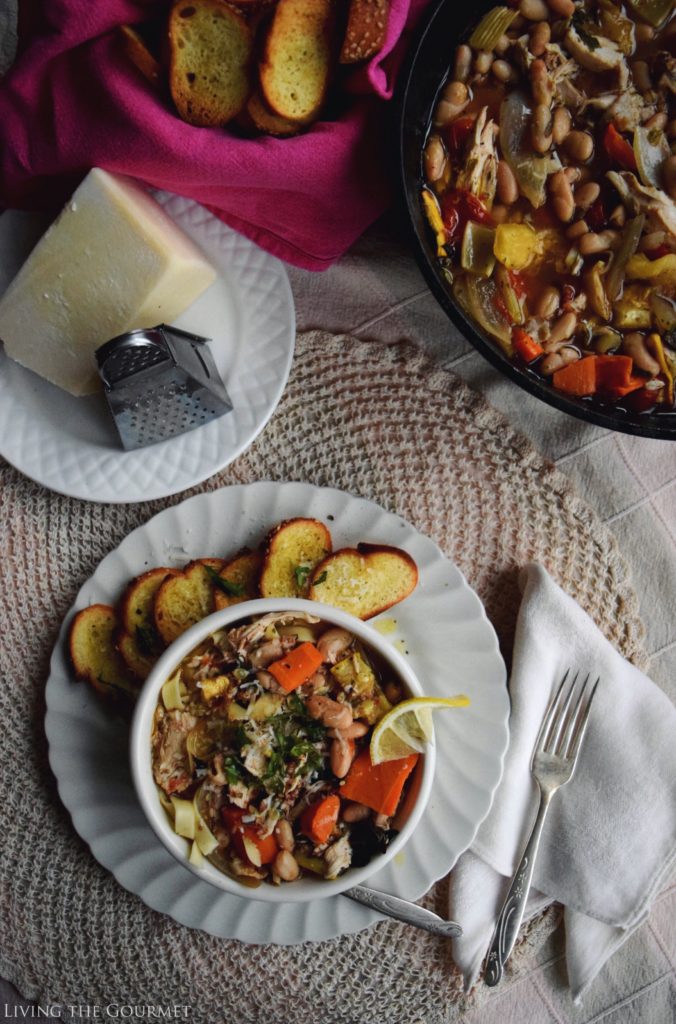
[370,696,470,764]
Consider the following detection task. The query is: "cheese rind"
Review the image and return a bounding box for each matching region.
[0,169,217,396]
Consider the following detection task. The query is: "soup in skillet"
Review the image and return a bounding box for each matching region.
[422,0,676,415]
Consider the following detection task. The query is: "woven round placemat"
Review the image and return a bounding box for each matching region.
[0,331,647,1024]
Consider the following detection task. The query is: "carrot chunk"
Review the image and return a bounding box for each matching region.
[596,355,633,390]
[300,794,340,845]
[604,376,645,401]
[267,642,324,692]
[221,805,279,865]
[340,750,419,817]
[512,327,544,363]
[552,356,598,397]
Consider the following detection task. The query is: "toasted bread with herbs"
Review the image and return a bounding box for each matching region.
[259,0,333,124]
[339,0,389,64]
[259,518,332,598]
[308,543,418,619]
[168,0,252,127]
[154,558,223,645]
[245,91,302,136]
[119,25,163,87]
[213,550,263,610]
[115,567,177,679]
[69,605,138,699]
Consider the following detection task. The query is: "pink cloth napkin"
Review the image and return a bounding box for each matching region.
[0,0,430,270]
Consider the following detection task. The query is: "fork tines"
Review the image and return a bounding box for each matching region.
[536,669,600,763]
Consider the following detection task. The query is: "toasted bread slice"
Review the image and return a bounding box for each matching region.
[213,549,264,610]
[339,0,389,64]
[259,0,333,123]
[119,25,163,86]
[259,518,332,598]
[246,91,302,136]
[308,543,418,619]
[69,604,138,699]
[169,0,253,126]
[154,558,223,645]
[116,567,177,679]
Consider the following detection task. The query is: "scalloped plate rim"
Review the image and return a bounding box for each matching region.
[45,482,510,944]
[0,197,295,503]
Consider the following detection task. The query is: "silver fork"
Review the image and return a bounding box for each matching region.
[484,669,599,986]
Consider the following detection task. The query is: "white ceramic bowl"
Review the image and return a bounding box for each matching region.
[130,598,436,903]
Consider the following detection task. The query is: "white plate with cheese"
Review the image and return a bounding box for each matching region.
[0,179,295,503]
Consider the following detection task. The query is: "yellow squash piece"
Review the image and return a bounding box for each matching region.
[626,253,676,285]
[647,334,674,404]
[421,189,447,257]
[493,223,539,271]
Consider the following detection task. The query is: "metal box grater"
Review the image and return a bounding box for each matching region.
[95,324,232,450]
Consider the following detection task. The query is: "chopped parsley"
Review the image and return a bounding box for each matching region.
[293,564,312,588]
[205,565,246,597]
[313,571,328,586]
[222,755,246,786]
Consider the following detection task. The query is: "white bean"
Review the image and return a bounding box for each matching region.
[453,44,472,83]
[575,182,600,211]
[546,0,574,16]
[533,285,560,320]
[529,20,551,56]
[497,160,519,204]
[578,230,620,255]
[548,311,577,346]
[520,0,549,21]
[622,334,660,376]
[274,850,300,882]
[433,81,469,126]
[342,802,371,823]
[551,107,571,146]
[274,819,294,852]
[541,346,579,375]
[492,59,517,83]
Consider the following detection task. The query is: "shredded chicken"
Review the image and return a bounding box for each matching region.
[325,835,352,879]
[455,106,498,207]
[564,24,626,82]
[152,708,197,795]
[228,612,319,658]
[607,171,676,248]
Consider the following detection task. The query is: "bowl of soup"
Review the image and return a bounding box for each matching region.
[130,599,435,903]
[399,0,676,438]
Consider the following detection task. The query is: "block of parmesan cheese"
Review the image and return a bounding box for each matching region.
[0,168,217,396]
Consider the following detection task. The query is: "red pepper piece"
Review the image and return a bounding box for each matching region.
[603,124,638,173]
[446,116,475,157]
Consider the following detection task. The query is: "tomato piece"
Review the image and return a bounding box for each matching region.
[645,244,671,261]
[446,116,475,157]
[440,190,493,245]
[586,197,607,232]
[508,270,528,300]
[603,124,638,173]
[221,805,245,830]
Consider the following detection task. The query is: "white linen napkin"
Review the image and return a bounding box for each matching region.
[449,563,676,1003]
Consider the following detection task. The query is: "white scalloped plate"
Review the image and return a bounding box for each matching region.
[45,482,509,944]
[0,194,294,503]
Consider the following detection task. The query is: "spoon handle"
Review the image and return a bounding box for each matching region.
[344,885,463,939]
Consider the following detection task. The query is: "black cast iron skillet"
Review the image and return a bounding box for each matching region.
[397,0,676,440]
